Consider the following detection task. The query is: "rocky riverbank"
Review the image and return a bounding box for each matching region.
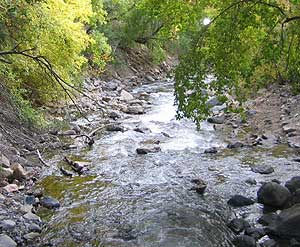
[1,52,300,246]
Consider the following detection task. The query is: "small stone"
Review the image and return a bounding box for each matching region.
[145,75,155,82]
[40,196,60,209]
[0,168,13,179]
[20,205,33,214]
[227,195,255,207]
[23,232,40,241]
[207,116,225,124]
[0,234,17,247]
[11,163,27,180]
[0,220,16,230]
[25,195,38,206]
[23,212,40,221]
[285,176,300,193]
[120,90,134,101]
[3,184,19,193]
[204,147,218,154]
[61,130,77,136]
[0,155,10,168]
[28,223,42,233]
[258,213,279,226]
[125,105,144,115]
[245,178,257,185]
[109,111,121,120]
[191,178,207,194]
[251,165,274,174]
[227,142,244,149]
[228,218,250,234]
[136,147,161,155]
[288,136,300,148]
[106,125,124,132]
[233,235,256,247]
[0,194,5,201]
[245,227,266,240]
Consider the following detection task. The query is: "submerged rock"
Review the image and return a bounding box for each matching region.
[227,142,244,149]
[227,195,255,207]
[190,178,207,194]
[136,147,161,155]
[204,147,218,154]
[257,182,291,208]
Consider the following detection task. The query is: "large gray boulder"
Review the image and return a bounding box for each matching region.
[285,176,300,193]
[257,182,291,208]
[267,203,300,241]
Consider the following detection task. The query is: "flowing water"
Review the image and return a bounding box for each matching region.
[38,80,300,247]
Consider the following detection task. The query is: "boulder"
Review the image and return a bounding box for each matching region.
[267,203,300,241]
[285,176,300,193]
[23,212,41,221]
[227,195,255,207]
[3,184,18,193]
[0,220,16,231]
[257,182,291,208]
[206,97,223,107]
[0,234,17,247]
[251,165,274,174]
[23,232,40,241]
[258,213,279,226]
[106,125,124,132]
[288,136,300,148]
[232,235,256,247]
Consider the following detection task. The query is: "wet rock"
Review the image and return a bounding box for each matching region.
[207,116,225,124]
[204,147,218,154]
[258,213,279,226]
[285,176,300,193]
[257,182,291,208]
[228,218,250,234]
[23,212,40,221]
[267,203,300,241]
[133,126,151,134]
[40,196,60,209]
[190,178,207,194]
[61,129,77,136]
[125,105,144,115]
[0,220,16,230]
[3,184,19,193]
[227,195,255,207]
[227,142,244,149]
[245,227,266,240]
[0,154,10,168]
[11,163,27,180]
[145,75,155,82]
[251,165,274,174]
[233,235,256,247]
[136,147,161,155]
[245,178,257,185]
[23,232,40,241]
[0,234,17,247]
[120,90,134,101]
[0,167,13,179]
[292,189,300,204]
[106,125,124,132]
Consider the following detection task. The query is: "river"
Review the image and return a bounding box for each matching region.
[37,80,299,247]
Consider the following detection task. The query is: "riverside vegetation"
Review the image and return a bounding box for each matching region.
[1,1,300,247]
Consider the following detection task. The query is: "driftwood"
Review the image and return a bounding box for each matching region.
[36,149,50,167]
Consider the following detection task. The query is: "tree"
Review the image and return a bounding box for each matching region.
[175,0,300,126]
